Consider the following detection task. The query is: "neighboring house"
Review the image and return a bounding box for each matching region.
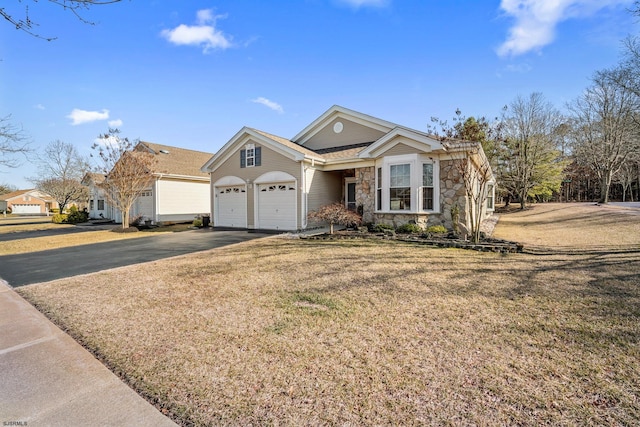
[201,105,495,232]
[0,189,59,215]
[83,143,213,224]
[82,173,109,219]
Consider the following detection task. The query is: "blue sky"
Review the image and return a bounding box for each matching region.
[1,0,637,188]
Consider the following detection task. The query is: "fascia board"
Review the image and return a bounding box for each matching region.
[359,128,445,158]
[293,105,397,145]
[153,173,210,182]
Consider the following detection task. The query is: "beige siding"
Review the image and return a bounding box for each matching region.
[157,178,210,216]
[378,142,419,157]
[302,118,386,151]
[306,168,342,213]
[211,138,302,228]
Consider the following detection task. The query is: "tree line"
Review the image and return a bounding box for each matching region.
[429,4,640,208]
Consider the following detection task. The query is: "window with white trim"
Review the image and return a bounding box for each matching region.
[486,183,495,210]
[422,163,434,210]
[246,144,255,167]
[97,199,105,210]
[389,164,411,210]
[375,154,439,213]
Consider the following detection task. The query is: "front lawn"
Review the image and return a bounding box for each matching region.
[17,203,640,425]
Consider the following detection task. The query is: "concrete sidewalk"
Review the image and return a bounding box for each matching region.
[0,281,177,426]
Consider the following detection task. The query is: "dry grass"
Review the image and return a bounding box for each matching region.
[493,202,640,252]
[0,229,167,256]
[0,221,73,234]
[17,203,640,426]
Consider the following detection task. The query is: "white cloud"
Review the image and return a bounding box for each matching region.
[497,0,632,57]
[67,108,109,125]
[161,9,232,53]
[108,119,123,128]
[252,97,284,114]
[338,0,389,8]
[34,104,45,110]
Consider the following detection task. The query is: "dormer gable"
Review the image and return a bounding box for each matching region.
[292,105,396,151]
[358,127,446,158]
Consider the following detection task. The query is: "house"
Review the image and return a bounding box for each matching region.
[84,142,214,224]
[0,189,59,215]
[82,173,109,219]
[201,105,495,232]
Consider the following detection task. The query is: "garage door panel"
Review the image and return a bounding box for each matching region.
[12,204,41,214]
[216,186,246,228]
[257,183,296,230]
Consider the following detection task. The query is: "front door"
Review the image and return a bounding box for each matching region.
[345,179,356,211]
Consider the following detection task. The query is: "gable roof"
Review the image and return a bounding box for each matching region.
[292,105,397,145]
[81,172,105,186]
[201,127,326,173]
[203,105,484,173]
[0,189,55,203]
[358,127,446,158]
[137,142,213,178]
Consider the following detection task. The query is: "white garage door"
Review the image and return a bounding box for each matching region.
[257,183,296,230]
[134,190,153,219]
[216,186,246,228]
[12,204,41,214]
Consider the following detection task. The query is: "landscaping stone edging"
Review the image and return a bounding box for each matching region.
[299,232,523,253]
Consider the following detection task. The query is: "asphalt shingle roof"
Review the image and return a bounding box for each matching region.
[138,142,214,178]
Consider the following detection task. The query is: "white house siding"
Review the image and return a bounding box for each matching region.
[156,178,210,222]
[209,138,302,229]
[301,117,386,151]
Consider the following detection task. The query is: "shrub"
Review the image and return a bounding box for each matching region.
[426,225,447,234]
[52,214,68,224]
[65,206,89,224]
[396,223,423,234]
[307,202,362,234]
[193,218,203,228]
[129,215,144,227]
[371,223,394,233]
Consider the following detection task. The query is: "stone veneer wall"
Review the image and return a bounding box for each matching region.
[354,161,469,231]
[355,166,375,223]
[439,159,468,230]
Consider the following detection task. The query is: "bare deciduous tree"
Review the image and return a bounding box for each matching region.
[569,70,640,204]
[29,140,89,213]
[92,129,156,230]
[500,93,565,209]
[0,115,30,169]
[1,0,122,41]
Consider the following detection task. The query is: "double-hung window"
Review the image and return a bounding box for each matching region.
[486,183,495,210]
[245,144,255,167]
[375,155,439,213]
[389,164,411,210]
[422,163,434,210]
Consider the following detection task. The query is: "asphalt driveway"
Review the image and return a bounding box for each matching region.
[0,229,270,287]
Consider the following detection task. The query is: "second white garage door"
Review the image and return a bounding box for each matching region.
[216,186,247,228]
[257,183,296,230]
